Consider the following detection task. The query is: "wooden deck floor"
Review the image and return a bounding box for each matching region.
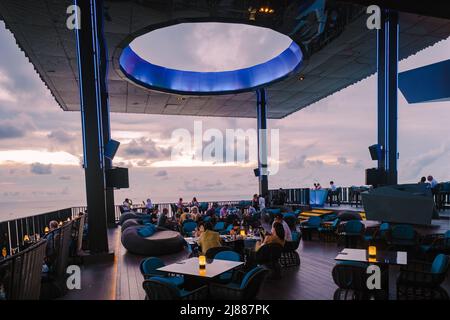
[63,223,450,300]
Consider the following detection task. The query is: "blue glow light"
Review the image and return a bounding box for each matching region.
[119,41,303,95]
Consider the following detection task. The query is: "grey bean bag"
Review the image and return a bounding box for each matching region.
[121,226,185,256]
[119,212,152,225]
[121,218,142,232]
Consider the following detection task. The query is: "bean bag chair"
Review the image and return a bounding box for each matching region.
[119,212,152,225]
[121,218,142,232]
[121,225,185,256]
[119,212,140,225]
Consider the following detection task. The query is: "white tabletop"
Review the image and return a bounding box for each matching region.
[157,257,244,278]
[335,248,407,265]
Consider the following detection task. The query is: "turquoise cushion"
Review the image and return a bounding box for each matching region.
[137,224,157,237]
[149,276,180,294]
[240,266,262,289]
[267,208,281,215]
[431,254,449,274]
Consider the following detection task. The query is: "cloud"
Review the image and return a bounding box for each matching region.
[404,142,450,179]
[0,123,25,139]
[337,157,349,165]
[30,163,52,175]
[47,130,75,143]
[155,170,168,177]
[59,176,71,180]
[122,137,171,160]
[287,155,307,169]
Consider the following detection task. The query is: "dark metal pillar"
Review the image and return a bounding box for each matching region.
[75,0,109,254]
[377,10,399,185]
[96,0,116,227]
[256,88,269,197]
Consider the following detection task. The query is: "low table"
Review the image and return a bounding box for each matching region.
[158,257,244,289]
[335,248,407,299]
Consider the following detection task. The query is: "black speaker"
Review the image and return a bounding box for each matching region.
[106,167,129,189]
[368,144,382,161]
[254,168,260,177]
[105,139,120,160]
[365,168,386,186]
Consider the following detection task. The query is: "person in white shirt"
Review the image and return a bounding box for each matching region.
[427,175,438,189]
[258,194,266,210]
[273,213,292,242]
[330,181,337,192]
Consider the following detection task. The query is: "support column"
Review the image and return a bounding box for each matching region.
[96,0,116,227]
[377,10,399,185]
[75,0,109,254]
[256,88,269,197]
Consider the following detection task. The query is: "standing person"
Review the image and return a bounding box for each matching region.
[427,175,439,189]
[190,197,199,207]
[252,194,259,210]
[258,194,266,211]
[278,188,286,206]
[177,198,184,209]
[329,181,337,192]
[419,176,427,184]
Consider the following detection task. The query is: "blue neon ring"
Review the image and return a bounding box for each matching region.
[119,41,303,95]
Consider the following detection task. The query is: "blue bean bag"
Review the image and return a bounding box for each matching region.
[121,225,185,256]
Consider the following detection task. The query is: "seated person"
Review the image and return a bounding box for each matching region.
[43,220,60,273]
[273,213,292,241]
[150,208,159,224]
[179,207,190,225]
[157,208,169,228]
[220,204,229,220]
[229,221,241,236]
[145,198,153,213]
[122,198,131,212]
[194,222,205,238]
[198,222,222,254]
[255,222,285,251]
[190,206,200,221]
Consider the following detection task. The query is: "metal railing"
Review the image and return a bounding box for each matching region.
[0,207,87,259]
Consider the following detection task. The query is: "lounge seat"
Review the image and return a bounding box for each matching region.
[121,226,185,256]
[119,212,154,225]
[121,218,142,231]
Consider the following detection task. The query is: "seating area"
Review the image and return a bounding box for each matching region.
[108,203,450,300]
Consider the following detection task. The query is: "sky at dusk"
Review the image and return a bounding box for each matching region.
[0,20,449,220]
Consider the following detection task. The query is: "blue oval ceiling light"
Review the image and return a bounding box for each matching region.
[118,22,303,95]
